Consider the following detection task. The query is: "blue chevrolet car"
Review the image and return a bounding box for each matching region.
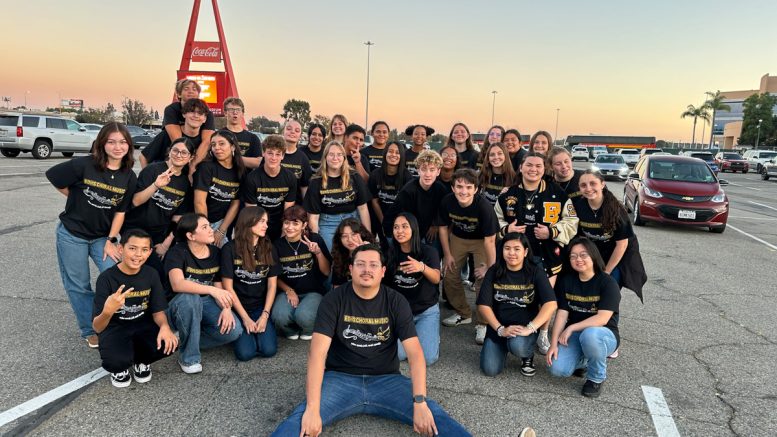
[681,151,719,174]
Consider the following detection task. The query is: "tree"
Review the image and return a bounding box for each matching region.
[247,116,281,132]
[76,107,112,124]
[280,99,311,129]
[122,99,150,126]
[704,90,731,148]
[312,114,331,129]
[680,104,710,146]
[739,93,777,147]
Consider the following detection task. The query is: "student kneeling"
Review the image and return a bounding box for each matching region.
[93,229,178,388]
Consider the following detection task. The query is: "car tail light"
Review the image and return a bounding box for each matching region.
[16,126,23,137]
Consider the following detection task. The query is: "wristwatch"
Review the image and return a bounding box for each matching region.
[108,235,120,244]
[413,395,426,404]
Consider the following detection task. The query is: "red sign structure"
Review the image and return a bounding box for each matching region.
[176,0,239,117]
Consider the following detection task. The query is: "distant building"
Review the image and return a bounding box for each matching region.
[565,135,656,150]
[714,73,777,149]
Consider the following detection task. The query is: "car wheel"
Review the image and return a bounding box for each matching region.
[709,224,726,233]
[757,164,763,174]
[632,197,645,226]
[31,140,52,159]
[762,169,770,181]
[61,152,74,158]
[0,148,20,158]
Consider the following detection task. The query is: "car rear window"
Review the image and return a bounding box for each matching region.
[596,155,625,163]
[621,150,639,154]
[722,153,742,159]
[22,116,40,127]
[762,152,777,159]
[0,115,18,126]
[690,153,714,160]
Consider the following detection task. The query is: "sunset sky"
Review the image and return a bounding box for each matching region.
[3,0,776,142]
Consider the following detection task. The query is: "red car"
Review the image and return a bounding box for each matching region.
[623,155,729,233]
[714,152,749,173]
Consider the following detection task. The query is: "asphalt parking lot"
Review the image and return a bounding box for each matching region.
[0,152,775,436]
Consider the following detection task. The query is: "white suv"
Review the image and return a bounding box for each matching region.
[616,148,641,166]
[571,146,589,161]
[742,149,777,174]
[0,113,93,159]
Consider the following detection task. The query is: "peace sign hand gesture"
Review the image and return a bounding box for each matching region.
[301,235,321,255]
[105,284,133,314]
[154,168,175,189]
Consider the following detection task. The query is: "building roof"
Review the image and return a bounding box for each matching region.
[566,135,656,145]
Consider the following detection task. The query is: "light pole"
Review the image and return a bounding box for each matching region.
[756,119,763,149]
[24,91,30,110]
[491,91,497,126]
[364,41,374,129]
[555,108,560,143]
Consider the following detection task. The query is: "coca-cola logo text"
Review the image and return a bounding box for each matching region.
[191,42,221,62]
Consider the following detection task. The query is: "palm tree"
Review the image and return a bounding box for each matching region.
[704,90,731,148]
[681,104,711,146]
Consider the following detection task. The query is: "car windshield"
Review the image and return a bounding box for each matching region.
[596,155,625,164]
[761,152,777,159]
[690,153,714,161]
[649,161,716,183]
[620,150,639,154]
[722,153,743,159]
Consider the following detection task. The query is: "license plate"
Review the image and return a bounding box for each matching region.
[678,210,696,219]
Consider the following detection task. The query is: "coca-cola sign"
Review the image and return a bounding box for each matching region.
[191,42,221,62]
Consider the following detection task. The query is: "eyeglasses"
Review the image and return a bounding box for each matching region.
[441,153,457,158]
[353,261,382,270]
[106,139,128,146]
[569,252,590,261]
[225,108,242,113]
[488,131,502,137]
[328,153,345,158]
[170,149,191,157]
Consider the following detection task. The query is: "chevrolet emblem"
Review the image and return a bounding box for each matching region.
[682,196,694,201]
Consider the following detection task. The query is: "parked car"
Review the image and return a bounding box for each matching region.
[680,151,719,174]
[80,123,103,141]
[616,148,640,166]
[588,145,608,159]
[640,148,664,157]
[571,146,589,161]
[125,125,147,137]
[131,134,154,149]
[742,149,777,174]
[0,113,93,158]
[364,134,374,148]
[590,154,629,180]
[761,157,777,180]
[714,152,749,173]
[623,155,729,233]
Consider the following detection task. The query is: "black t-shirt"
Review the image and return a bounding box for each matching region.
[220,241,280,311]
[164,242,221,293]
[362,145,386,171]
[46,156,137,240]
[476,265,555,341]
[347,152,373,175]
[573,199,634,263]
[141,130,202,164]
[314,283,417,375]
[163,101,215,131]
[384,245,440,315]
[282,149,312,204]
[384,179,449,237]
[193,161,241,223]
[481,173,508,206]
[93,265,167,327]
[458,149,479,170]
[555,272,621,346]
[368,168,413,213]
[274,233,333,295]
[240,166,297,239]
[123,162,191,244]
[556,169,583,200]
[510,149,527,173]
[435,176,454,196]
[233,130,262,158]
[300,145,324,173]
[437,193,499,239]
[304,173,370,215]
[405,148,423,177]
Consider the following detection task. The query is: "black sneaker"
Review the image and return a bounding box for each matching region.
[520,357,536,377]
[111,369,132,388]
[573,368,587,378]
[582,379,602,398]
[132,363,152,383]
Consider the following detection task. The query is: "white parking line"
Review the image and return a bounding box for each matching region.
[728,182,761,191]
[728,224,777,251]
[641,386,681,437]
[0,172,39,177]
[728,216,777,221]
[0,367,107,427]
[748,201,777,212]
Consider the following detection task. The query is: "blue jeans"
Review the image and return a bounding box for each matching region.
[610,266,622,286]
[168,293,243,366]
[548,327,617,383]
[271,292,323,337]
[319,211,359,254]
[270,371,471,436]
[233,307,277,361]
[55,222,116,338]
[397,304,440,365]
[209,220,228,246]
[480,333,537,376]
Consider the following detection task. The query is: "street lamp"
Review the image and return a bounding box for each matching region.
[24,91,30,110]
[491,91,497,126]
[756,119,763,149]
[364,41,374,129]
[555,108,560,143]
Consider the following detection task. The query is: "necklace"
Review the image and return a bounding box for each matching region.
[524,187,539,210]
[286,238,302,256]
[559,178,572,192]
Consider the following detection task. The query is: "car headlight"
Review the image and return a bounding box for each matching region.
[711,191,725,202]
[643,186,663,198]
[619,165,629,173]
[590,165,599,172]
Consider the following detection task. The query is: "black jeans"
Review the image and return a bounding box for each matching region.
[98,320,169,373]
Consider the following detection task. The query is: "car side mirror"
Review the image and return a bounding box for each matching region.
[718,179,729,186]
[79,127,86,132]
[628,172,639,180]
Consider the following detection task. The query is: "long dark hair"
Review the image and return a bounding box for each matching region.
[332,218,374,280]
[580,170,629,234]
[282,205,312,240]
[494,232,536,279]
[387,213,422,275]
[379,141,409,189]
[174,212,207,243]
[446,122,474,151]
[92,122,134,171]
[209,129,246,179]
[233,206,272,271]
[478,142,516,189]
[439,145,462,171]
[478,125,505,166]
[168,136,195,174]
[564,236,606,275]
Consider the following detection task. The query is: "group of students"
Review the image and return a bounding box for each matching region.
[45,79,646,436]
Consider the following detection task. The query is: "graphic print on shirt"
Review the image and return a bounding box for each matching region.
[448,213,479,233]
[151,185,187,211]
[493,283,535,307]
[279,253,315,279]
[82,179,127,209]
[232,258,270,284]
[115,288,151,320]
[254,186,289,209]
[341,314,391,348]
[209,177,240,203]
[185,266,219,286]
[565,292,600,314]
[392,269,421,290]
[282,162,304,179]
[320,187,356,207]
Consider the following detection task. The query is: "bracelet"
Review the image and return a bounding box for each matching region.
[496,325,505,337]
[215,229,226,236]
[262,310,270,317]
[527,321,538,333]
[420,262,426,273]
[153,182,160,189]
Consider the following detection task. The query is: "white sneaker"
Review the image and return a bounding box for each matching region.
[299,334,313,341]
[179,361,202,374]
[608,348,620,359]
[286,333,300,340]
[475,324,486,345]
[442,314,472,327]
[536,329,550,355]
